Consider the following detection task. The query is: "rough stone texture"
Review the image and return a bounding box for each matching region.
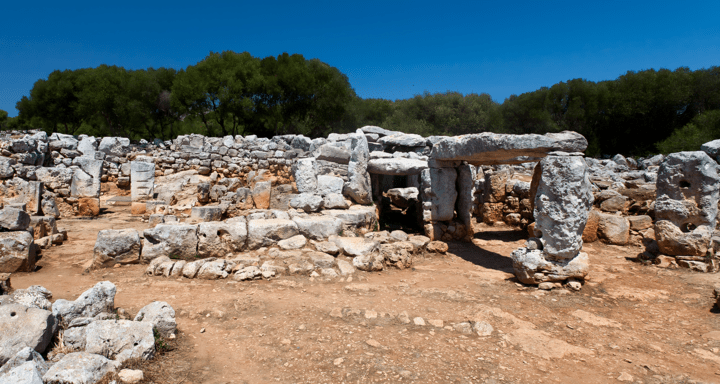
[378,133,427,147]
[701,139,720,160]
[92,229,141,268]
[0,207,30,231]
[655,220,712,257]
[292,216,343,240]
[511,249,590,284]
[386,187,419,209]
[322,193,349,209]
[597,213,630,245]
[278,234,307,250]
[307,251,337,268]
[51,281,116,323]
[345,129,372,204]
[252,181,271,209]
[429,131,588,165]
[69,166,100,198]
[317,175,345,196]
[0,231,36,273]
[190,206,223,222]
[247,219,299,249]
[421,167,458,222]
[289,193,323,212]
[0,361,45,384]
[98,136,131,157]
[367,158,428,175]
[628,215,653,231]
[330,236,379,257]
[6,285,52,310]
[141,224,198,261]
[654,151,720,256]
[197,218,247,257]
[85,320,155,362]
[130,161,155,202]
[457,164,477,239]
[42,352,120,384]
[380,242,413,269]
[533,155,594,259]
[0,304,57,366]
[352,253,384,271]
[293,158,317,194]
[0,347,48,376]
[77,197,100,216]
[134,301,177,337]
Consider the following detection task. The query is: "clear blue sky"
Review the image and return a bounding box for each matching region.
[2,0,719,117]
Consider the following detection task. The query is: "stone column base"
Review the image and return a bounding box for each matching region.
[511,248,589,285]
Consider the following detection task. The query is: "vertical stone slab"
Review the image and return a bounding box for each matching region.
[420,167,458,222]
[511,154,594,285]
[653,151,720,265]
[344,129,372,204]
[131,161,155,202]
[293,158,317,194]
[457,164,477,240]
[533,155,594,259]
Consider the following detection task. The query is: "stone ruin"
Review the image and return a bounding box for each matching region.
[1,126,720,284]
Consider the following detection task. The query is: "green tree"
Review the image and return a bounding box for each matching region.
[0,109,8,130]
[172,51,261,137]
[656,110,720,154]
[253,53,355,137]
[16,69,84,134]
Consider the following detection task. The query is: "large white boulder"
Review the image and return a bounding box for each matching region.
[92,229,142,268]
[42,352,120,384]
[197,218,247,257]
[85,320,155,362]
[247,219,299,249]
[141,224,198,261]
[51,281,116,323]
[0,304,57,366]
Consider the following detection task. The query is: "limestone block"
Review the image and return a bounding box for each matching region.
[429,131,588,165]
[421,167,457,222]
[317,175,344,196]
[197,218,247,257]
[0,207,30,231]
[653,151,720,256]
[345,129,372,204]
[0,304,57,366]
[92,229,142,268]
[51,281,116,323]
[141,224,198,261]
[293,158,317,193]
[42,352,120,384]
[367,158,428,175]
[130,161,155,202]
[247,219,299,249]
[85,320,155,362]
[134,301,177,337]
[0,231,36,273]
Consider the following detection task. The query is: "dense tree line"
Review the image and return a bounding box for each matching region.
[6,52,720,156]
[8,51,355,140]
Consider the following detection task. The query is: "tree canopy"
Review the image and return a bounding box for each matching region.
[9,54,720,157]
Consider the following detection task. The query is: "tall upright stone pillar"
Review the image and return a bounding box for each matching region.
[131,161,155,202]
[511,154,594,285]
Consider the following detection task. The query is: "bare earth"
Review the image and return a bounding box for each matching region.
[11,206,720,384]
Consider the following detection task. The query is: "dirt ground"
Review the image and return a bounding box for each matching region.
[10,205,720,384]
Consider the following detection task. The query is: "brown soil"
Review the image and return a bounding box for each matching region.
[10,206,720,384]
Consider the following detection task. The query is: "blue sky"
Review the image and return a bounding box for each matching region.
[2,0,719,117]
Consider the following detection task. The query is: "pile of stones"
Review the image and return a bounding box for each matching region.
[0,206,66,274]
[0,279,176,383]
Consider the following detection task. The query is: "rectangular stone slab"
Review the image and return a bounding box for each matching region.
[429,131,587,165]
